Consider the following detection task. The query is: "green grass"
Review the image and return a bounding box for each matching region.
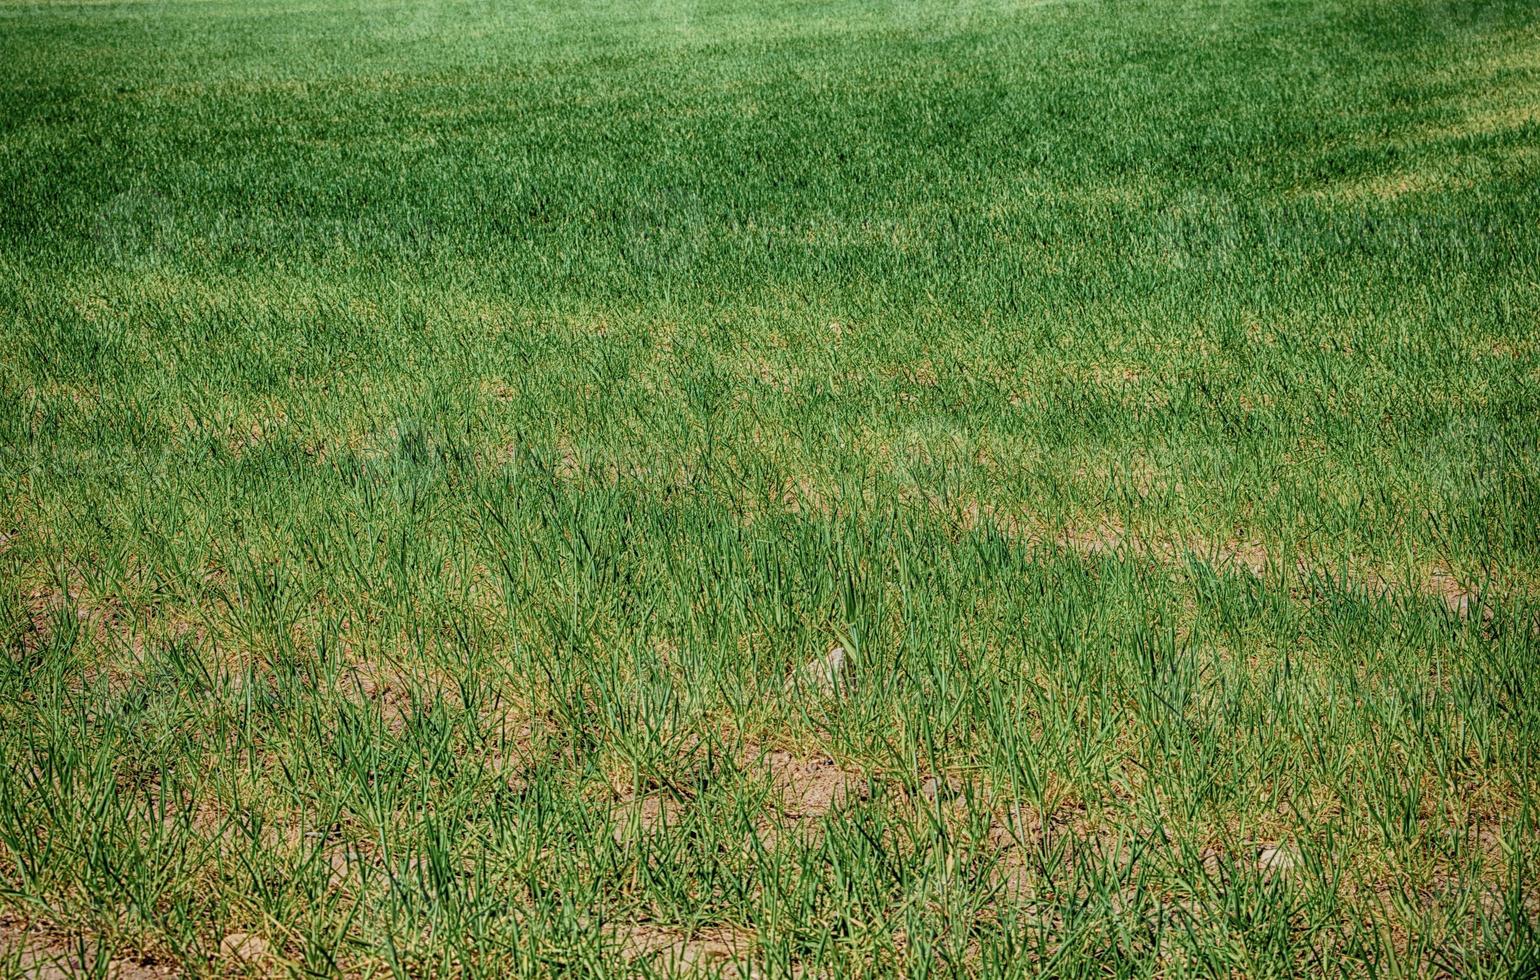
[1,0,1538,974]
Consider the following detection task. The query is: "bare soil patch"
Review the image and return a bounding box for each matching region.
[0,916,173,979]
[605,922,757,976]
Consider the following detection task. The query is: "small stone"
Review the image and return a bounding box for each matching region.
[219,933,272,964]
[821,646,848,684]
[920,776,942,802]
[1447,591,1476,619]
[1256,843,1299,874]
[326,847,362,888]
[785,646,852,694]
[1198,847,1224,875]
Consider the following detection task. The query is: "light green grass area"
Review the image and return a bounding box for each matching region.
[2,0,1538,974]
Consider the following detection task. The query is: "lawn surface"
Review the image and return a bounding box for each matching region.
[1,0,1539,974]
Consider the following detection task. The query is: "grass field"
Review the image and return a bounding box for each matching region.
[2,0,1539,974]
